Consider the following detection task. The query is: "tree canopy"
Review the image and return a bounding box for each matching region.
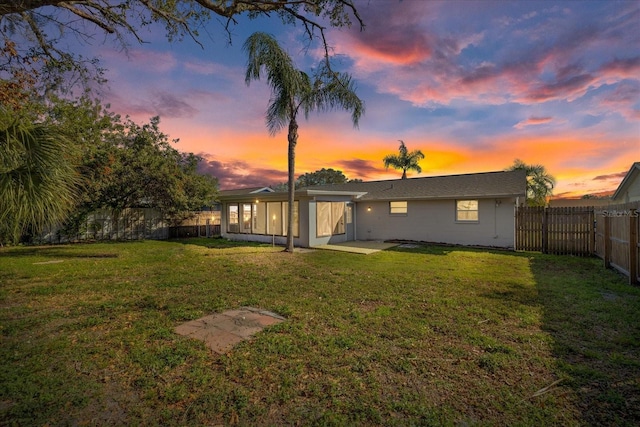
[0,98,218,244]
[383,140,425,179]
[0,0,363,95]
[506,159,556,206]
[297,167,360,187]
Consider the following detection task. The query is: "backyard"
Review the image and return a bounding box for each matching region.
[1,239,638,426]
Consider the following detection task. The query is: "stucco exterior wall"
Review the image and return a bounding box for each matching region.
[355,198,517,248]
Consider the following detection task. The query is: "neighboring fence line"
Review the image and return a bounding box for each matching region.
[169,211,221,238]
[38,209,222,243]
[515,202,639,285]
[39,208,169,244]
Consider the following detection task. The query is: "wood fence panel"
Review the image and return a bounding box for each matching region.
[596,202,640,285]
[515,206,594,256]
[515,206,544,251]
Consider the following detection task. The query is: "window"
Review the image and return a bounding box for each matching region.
[456,200,478,221]
[390,201,408,214]
[317,202,345,237]
[227,204,239,232]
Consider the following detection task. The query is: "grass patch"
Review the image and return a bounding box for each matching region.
[1,240,639,425]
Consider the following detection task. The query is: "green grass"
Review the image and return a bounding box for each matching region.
[1,238,639,425]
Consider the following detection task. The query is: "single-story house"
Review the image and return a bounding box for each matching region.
[217,169,527,249]
[611,162,640,204]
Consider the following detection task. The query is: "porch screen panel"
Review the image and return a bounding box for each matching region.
[332,202,345,235]
[253,203,266,234]
[241,203,252,233]
[282,202,300,237]
[316,202,332,237]
[227,204,239,233]
[267,202,283,235]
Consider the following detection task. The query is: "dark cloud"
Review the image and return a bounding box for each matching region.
[335,159,381,180]
[196,154,287,190]
[111,91,198,119]
[150,92,198,118]
[592,171,628,181]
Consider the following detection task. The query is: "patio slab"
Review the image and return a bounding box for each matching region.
[175,307,286,354]
[316,241,399,255]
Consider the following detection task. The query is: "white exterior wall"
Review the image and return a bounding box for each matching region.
[355,198,517,248]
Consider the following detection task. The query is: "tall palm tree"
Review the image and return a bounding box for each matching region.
[507,159,555,206]
[244,32,364,252]
[383,140,425,179]
[0,110,78,244]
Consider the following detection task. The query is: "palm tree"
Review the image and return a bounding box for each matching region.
[244,32,364,252]
[383,140,425,179]
[507,159,555,206]
[0,110,78,244]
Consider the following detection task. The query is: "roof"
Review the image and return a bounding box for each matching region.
[218,187,275,197]
[612,162,640,201]
[308,170,527,201]
[218,170,527,202]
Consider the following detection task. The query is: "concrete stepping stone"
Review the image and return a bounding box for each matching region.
[175,307,286,354]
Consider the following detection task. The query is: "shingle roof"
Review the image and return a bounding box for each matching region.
[218,187,275,197]
[307,170,527,201]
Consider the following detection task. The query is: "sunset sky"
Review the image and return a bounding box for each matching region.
[89,0,639,197]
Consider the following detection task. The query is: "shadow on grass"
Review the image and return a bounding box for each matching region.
[0,244,120,259]
[167,236,276,250]
[529,254,640,425]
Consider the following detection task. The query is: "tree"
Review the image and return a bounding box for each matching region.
[0,0,363,96]
[297,167,359,187]
[383,140,425,179]
[64,114,218,231]
[506,159,556,206]
[0,108,79,244]
[244,32,364,252]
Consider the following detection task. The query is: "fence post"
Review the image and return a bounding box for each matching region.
[603,214,611,268]
[542,207,548,254]
[630,209,638,286]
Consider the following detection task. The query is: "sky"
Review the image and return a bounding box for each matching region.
[87,0,638,197]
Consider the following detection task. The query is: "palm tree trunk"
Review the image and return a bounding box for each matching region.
[285,118,298,252]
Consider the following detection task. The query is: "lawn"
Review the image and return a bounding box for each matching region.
[1,239,639,426]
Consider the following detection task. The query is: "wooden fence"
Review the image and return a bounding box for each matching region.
[516,202,640,285]
[515,206,595,256]
[594,202,639,285]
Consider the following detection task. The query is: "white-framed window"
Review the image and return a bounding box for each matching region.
[390,201,408,214]
[456,200,479,222]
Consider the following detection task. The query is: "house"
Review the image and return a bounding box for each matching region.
[611,162,640,204]
[217,169,527,249]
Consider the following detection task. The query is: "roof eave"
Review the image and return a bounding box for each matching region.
[612,162,640,200]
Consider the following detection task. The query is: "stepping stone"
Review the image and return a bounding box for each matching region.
[175,307,286,354]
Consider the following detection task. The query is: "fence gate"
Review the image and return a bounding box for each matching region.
[515,206,595,256]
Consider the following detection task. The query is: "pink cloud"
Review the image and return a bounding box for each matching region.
[513,116,554,129]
